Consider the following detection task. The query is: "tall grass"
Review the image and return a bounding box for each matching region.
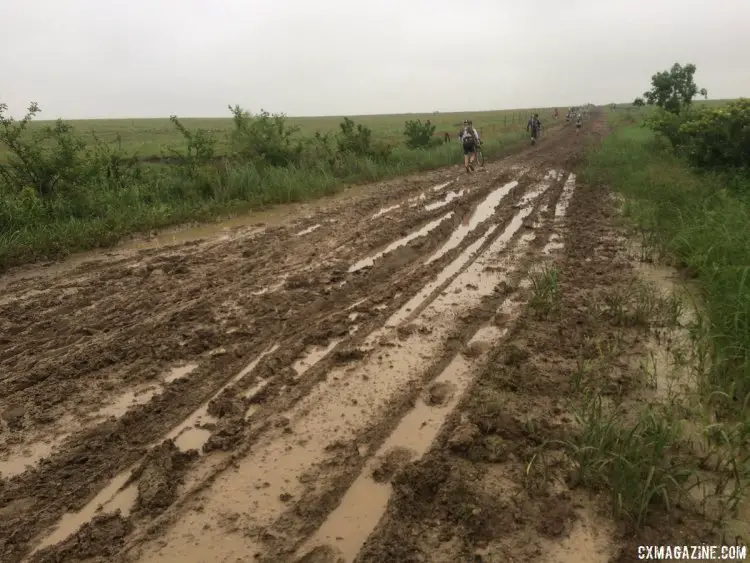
[0,132,524,270]
[582,122,750,413]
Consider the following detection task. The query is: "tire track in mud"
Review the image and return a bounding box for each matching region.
[1,170,530,562]
[0,120,592,562]
[108,171,580,560]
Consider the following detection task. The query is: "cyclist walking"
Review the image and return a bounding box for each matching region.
[458,119,480,173]
[527,113,541,144]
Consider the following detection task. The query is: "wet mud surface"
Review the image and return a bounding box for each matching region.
[0,115,691,562]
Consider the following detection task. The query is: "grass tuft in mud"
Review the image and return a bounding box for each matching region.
[528,264,561,318]
[562,395,692,527]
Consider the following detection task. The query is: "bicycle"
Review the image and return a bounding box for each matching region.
[529,127,540,146]
[474,139,484,167]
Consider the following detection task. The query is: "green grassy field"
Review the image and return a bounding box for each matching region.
[3,105,579,270]
[4,107,556,159]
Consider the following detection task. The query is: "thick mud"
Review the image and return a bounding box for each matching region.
[1,114,705,562]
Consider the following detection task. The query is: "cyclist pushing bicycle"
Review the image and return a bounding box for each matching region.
[527,113,541,145]
[458,119,480,173]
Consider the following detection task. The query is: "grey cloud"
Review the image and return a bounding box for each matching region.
[1,0,748,119]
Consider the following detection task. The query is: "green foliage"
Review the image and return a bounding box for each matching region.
[403,118,437,149]
[0,102,94,197]
[0,98,528,270]
[633,97,645,107]
[676,99,750,170]
[88,133,142,189]
[228,105,302,167]
[643,63,704,115]
[169,115,216,165]
[640,62,746,173]
[645,99,750,172]
[583,124,750,407]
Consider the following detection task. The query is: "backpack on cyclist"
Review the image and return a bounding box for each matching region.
[462,127,476,145]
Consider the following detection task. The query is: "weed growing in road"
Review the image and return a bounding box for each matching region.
[528,264,560,318]
[564,395,692,528]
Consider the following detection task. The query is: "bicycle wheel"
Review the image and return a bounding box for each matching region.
[476,149,484,167]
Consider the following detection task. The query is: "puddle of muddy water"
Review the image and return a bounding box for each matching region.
[555,173,576,218]
[34,469,136,552]
[298,327,508,562]
[372,205,401,219]
[133,193,551,562]
[245,341,340,419]
[163,363,199,384]
[390,180,549,327]
[387,226,497,327]
[293,340,343,378]
[426,180,518,264]
[425,189,465,211]
[349,212,454,273]
[31,347,277,555]
[0,441,55,479]
[95,363,200,419]
[119,223,266,252]
[296,224,321,236]
[95,388,160,419]
[1,363,200,480]
[252,277,287,296]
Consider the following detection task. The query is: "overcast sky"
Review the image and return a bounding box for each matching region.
[2,0,748,119]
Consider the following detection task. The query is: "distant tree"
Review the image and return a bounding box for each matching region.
[633,97,645,107]
[699,88,708,100]
[642,63,704,114]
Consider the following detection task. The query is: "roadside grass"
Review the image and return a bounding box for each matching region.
[584,123,750,409]
[0,130,526,271]
[544,119,750,538]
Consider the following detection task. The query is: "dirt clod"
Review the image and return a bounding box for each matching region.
[132,440,198,515]
[424,382,456,406]
[371,447,416,483]
[447,422,481,453]
[332,347,366,363]
[295,544,345,563]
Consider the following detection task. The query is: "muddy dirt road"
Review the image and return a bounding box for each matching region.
[1,118,608,562]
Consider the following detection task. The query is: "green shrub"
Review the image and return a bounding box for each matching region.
[404,119,437,149]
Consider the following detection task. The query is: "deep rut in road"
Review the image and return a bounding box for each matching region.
[0,118,605,562]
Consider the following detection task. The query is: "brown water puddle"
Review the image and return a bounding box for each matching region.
[348,212,454,273]
[0,364,199,480]
[128,180,547,562]
[425,189,466,211]
[30,349,273,555]
[371,181,454,218]
[426,180,518,264]
[243,340,345,419]
[431,180,454,192]
[372,204,401,219]
[390,177,551,327]
[297,325,510,562]
[0,441,56,480]
[296,224,322,236]
[293,340,344,377]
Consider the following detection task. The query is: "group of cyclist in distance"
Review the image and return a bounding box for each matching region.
[456,107,583,172]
